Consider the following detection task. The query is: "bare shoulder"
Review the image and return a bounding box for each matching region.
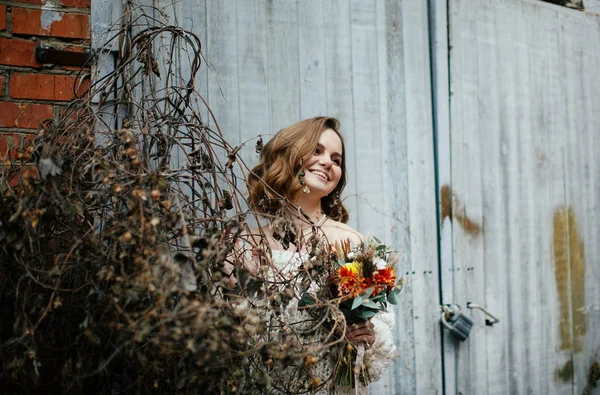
[321,219,364,245]
[244,225,282,251]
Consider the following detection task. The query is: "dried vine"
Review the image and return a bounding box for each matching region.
[0,2,345,394]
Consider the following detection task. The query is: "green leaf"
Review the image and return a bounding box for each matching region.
[360,287,375,299]
[351,297,364,310]
[298,293,315,307]
[372,236,382,244]
[376,245,387,252]
[387,290,398,305]
[360,310,377,319]
[362,300,379,309]
[371,293,385,302]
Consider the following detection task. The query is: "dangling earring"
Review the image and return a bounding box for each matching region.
[329,190,341,208]
[298,168,310,194]
[329,190,342,218]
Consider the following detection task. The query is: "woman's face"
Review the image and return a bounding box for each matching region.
[302,128,343,198]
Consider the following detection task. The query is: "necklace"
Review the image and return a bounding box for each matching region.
[315,212,327,226]
[286,204,327,227]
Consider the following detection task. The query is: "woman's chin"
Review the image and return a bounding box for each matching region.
[306,185,333,199]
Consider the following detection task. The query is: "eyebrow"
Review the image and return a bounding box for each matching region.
[316,143,342,158]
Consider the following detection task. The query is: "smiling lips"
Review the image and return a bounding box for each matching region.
[309,169,330,181]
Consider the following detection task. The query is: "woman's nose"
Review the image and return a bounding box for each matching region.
[318,155,332,167]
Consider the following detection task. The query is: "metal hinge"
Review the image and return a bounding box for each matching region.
[35,43,94,67]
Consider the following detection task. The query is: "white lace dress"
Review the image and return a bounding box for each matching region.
[264,250,397,395]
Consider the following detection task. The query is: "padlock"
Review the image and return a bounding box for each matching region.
[441,305,473,341]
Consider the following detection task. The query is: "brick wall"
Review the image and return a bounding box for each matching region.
[0,0,90,162]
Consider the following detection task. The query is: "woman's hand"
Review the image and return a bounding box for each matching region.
[221,261,238,289]
[346,320,376,348]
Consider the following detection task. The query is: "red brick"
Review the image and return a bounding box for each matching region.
[0,6,6,32]
[10,73,89,101]
[12,1,45,5]
[0,133,22,160]
[12,0,91,6]
[0,75,4,93]
[61,0,91,7]
[0,37,40,68]
[6,166,38,187]
[22,133,35,149]
[0,134,37,162]
[12,8,89,39]
[0,102,53,129]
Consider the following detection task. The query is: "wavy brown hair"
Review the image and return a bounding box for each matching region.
[247,116,349,223]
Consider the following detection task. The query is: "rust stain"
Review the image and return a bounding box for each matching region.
[555,358,573,382]
[440,185,452,222]
[440,184,482,236]
[455,211,482,236]
[552,207,586,352]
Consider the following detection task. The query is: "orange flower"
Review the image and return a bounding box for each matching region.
[373,267,397,293]
[336,262,362,297]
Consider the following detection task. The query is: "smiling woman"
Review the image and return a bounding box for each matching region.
[243,116,396,394]
[248,116,348,224]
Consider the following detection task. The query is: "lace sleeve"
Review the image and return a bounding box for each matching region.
[364,307,396,382]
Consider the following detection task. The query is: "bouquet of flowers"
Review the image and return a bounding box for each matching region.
[330,237,403,390]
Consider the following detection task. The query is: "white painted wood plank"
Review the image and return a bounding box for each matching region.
[266,0,300,132]
[369,1,409,394]
[551,9,578,395]
[574,12,600,395]
[449,1,487,393]
[375,0,391,252]
[164,0,209,125]
[448,1,466,392]
[206,0,239,142]
[430,0,454,324]
[90,0,123,139]
[585,0,600,12]
[349,0,383,235]
[202,0,241,209]
[152,0,204,201]
[125,0,156,126]
[322,0,359,228]
[297,0,326,119]
[433,0,468,388]
[560,11,600,394]
[474,3,509,393]
[382,1,416,393]
[236,0,269,170]
[498,4,528,394]
[524,5,559,394]
[511,6,545,394]
[400,0,443,393]
[526,7,559,394]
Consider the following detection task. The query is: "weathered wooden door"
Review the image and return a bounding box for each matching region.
[434,0,600,393]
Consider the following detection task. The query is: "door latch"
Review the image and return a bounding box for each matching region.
[467,302,500,326]
[440,304,473,341]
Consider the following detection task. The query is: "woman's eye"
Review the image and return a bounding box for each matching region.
[314,148,321,155]
[333,158,341,166]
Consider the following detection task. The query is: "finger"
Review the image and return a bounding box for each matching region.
[348,328,370,338]
[348,334,375,343]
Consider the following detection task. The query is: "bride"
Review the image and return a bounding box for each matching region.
[239,116,396,394]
